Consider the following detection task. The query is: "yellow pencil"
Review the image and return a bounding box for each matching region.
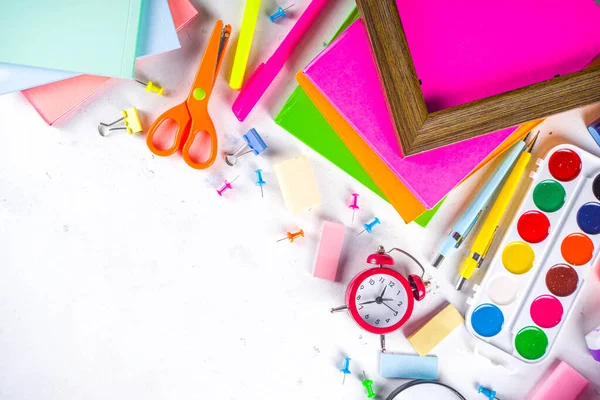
[455,132,539,290]
[230,0,262,90]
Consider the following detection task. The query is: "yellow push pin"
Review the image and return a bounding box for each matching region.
[98,107,143,137]
[135,79,164,96]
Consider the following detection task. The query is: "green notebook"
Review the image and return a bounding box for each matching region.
[0,0,143,78]
[275,9,441,227]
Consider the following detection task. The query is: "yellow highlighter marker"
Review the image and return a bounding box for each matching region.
[456,132,540,290]
[230,0,261,90]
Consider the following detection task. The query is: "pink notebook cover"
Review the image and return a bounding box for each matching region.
[21,0,198,126]
[304,0,600,208]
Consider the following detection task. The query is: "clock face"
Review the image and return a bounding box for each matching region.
[353,273,410,329]
[346,268,414,334]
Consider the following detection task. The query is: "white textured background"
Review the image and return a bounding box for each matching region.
[1,1,600,399]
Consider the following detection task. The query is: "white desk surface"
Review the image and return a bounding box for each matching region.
[1,1,600,399]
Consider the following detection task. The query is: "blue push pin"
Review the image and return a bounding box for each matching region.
[255,169,266,198]
[269,4,294,22]
[357,217,381,236]
[340,357,351,385]
[225,128,268,166]
[478,385,499,400]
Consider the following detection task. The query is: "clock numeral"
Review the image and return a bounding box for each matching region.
[379,277,385,283]
[356,295,361,301]
[365,314,369,320]
[393,311,398,316]
[359,305,364,310]
[388,281,395,287]
[397,301,403,307]
[397,290,402,296]
[369,279,375,285]
[386,318,390,323]
[375,319,380,325]
[359,285,364,290]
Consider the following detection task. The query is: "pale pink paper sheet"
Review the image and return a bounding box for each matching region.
[22,0,198,125]
[304,0,600,208]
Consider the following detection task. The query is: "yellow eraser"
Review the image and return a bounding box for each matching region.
[274,155,321,213]
[407,303,464,356]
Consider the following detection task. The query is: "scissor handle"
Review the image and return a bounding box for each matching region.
[146,105,191,157]
[181,118,218,170]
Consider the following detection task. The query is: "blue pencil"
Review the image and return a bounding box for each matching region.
[432,139,526,268]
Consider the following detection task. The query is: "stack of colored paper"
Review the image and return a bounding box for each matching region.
[277,0,598,224]
[0,0,198,124]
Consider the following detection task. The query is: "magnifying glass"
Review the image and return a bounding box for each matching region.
[386,380,465,400]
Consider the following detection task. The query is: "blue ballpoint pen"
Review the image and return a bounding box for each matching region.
[431,138,528,268]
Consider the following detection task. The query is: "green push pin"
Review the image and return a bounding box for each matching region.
[362,371,376,399]
[193,87,206,100]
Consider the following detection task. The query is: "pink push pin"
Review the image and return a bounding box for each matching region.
[349,193,360,222]
[216,176,239,196]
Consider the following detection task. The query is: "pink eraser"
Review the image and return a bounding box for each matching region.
[313,221,346,281]
[527,361,589,400]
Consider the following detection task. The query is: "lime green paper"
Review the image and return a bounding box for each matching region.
[275,8,441,227]
[0,0,143,78]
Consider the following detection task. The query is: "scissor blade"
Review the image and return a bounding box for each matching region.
[215,28,229,81]
[188,21,229,101]
[214,26,231,85]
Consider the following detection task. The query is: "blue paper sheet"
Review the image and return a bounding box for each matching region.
[0,0,180,95]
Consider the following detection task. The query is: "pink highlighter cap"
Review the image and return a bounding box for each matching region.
[232,0,329,121]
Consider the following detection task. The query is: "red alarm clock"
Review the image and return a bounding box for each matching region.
[331,245,428,350]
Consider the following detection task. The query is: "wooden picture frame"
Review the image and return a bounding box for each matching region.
[355,0,600,155]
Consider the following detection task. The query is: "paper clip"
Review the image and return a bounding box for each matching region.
[135,79,164,96]
[225,128,268,166]
[269,5,294,22]
[98,107,143,137]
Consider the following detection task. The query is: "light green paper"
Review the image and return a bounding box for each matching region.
[275,8,442,227]
[0,0,143,78]
[276,85,442,227]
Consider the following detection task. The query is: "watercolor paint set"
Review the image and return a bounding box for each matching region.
[465,144,600,363]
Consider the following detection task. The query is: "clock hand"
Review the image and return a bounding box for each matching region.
[381,302,398,314]
[359,298,394,305]
[380,285,387,298]
[359,300,378,305]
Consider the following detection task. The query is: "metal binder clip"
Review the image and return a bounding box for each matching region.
[135,79,164,96]
[225,128,268,166]
[98,107,143,137]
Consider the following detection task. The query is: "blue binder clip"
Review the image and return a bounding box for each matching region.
[225,128,268,166]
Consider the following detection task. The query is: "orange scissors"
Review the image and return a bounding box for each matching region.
[146,20,231,169]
